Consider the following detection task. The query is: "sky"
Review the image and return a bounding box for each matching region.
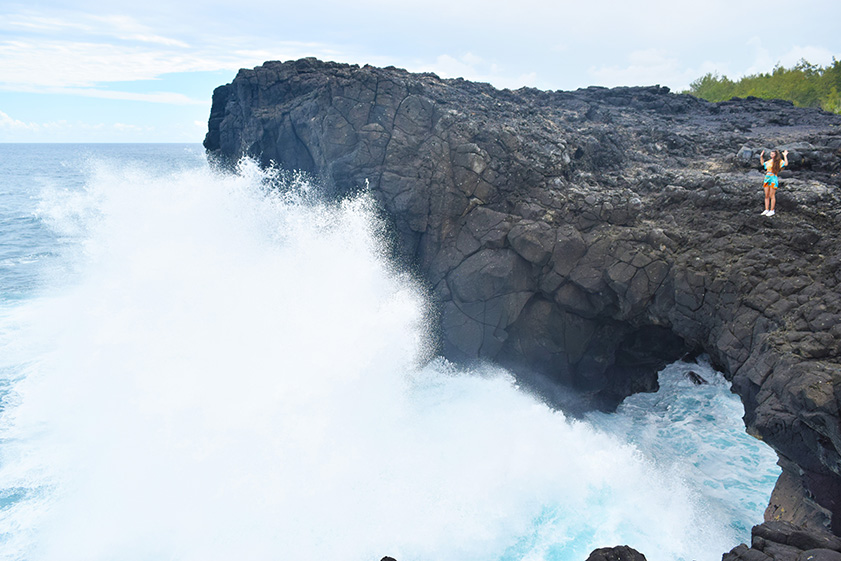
[1,0,839,142]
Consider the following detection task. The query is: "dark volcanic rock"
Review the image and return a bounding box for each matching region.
[687,370,708,385]
[724,521,841,561]
[204,59,841,541]
[586,545,647,561]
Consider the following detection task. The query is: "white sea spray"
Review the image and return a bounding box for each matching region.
[0,154,776,561]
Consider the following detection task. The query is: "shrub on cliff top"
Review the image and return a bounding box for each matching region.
[685,58,841,114]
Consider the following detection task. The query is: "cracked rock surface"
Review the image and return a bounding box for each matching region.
[204,58,841,546]
[724,521,841,561]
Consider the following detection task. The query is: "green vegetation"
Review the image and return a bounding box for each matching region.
[685,59,841,114]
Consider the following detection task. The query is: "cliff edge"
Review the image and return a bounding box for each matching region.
[204,58,841,548]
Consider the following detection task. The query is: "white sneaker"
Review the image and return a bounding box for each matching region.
[761,210,770,215]
[767,210,775,216]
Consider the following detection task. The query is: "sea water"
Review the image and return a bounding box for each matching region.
[0,144,780,561]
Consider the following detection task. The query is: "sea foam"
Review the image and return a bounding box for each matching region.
[0,159,771,561]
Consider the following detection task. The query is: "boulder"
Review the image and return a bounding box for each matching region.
[586,545,647,561]
[724,522,841,561]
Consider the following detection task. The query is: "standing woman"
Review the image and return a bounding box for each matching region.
[759,149,789,216]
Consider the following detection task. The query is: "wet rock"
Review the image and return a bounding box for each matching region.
[686,370,708,385]
[723,543,773,561]
[798,550,841,561]
[726,522,841,561]
[585,545,647,561]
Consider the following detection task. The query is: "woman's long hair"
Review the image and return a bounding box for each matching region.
[771,151,782,175]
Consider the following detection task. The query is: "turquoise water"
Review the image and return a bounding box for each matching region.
[587,359,781,539]
[0,144,779,561]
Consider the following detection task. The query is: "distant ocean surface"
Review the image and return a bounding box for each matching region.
[0,144,780,561]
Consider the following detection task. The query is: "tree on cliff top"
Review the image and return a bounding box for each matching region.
[685,59,841,114]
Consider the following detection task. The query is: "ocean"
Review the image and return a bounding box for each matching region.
[0,143,780,561]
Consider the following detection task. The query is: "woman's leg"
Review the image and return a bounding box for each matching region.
[770,187,776,211]
[764,185,772,211]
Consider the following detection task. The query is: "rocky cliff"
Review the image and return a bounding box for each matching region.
[204,58,841,550]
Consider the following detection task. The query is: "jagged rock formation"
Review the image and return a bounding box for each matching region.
[204,59,841,546]
[724,521,841,561]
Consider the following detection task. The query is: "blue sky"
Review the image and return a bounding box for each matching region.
[1,0,840,142]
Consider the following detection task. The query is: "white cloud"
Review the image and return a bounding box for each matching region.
[735,38,841,79]
[1,13,91,33]
[0,9,343,91]
[0,109,41,131]
[87,13,159,34]
[778,45,838,68]
[0,109,167,141]
[432,53,486,80]
[426,53,537,89]
[587,49,740,92]
[0,40,235,89]
[0,110,80,136]
[86,15,191,47]
[124,34,191,48]
[744,37,775,76]
[2,13,189,48]
[113,122,153,132]
[56,87,206,105]
[0,37,344,90]
[589,49,685,89]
